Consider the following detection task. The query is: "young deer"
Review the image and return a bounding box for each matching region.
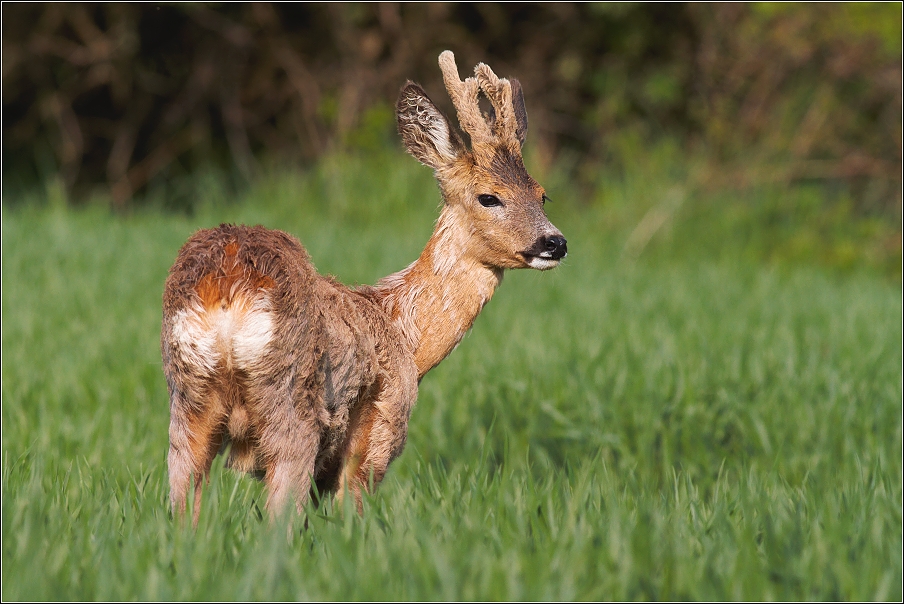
[162,51,567,523]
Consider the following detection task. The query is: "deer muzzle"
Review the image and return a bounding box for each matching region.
[521,233,568,270]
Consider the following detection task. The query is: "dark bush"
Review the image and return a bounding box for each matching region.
[2,3,900,215]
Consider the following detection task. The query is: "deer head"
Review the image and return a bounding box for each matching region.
[396,51,567,272]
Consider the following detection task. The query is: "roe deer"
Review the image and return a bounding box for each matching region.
[162,51,567,523]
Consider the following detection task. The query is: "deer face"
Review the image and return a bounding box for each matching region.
[447,142,566,270]
[397,52,567,271]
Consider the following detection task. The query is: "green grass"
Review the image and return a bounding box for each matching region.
[2,151,901,600]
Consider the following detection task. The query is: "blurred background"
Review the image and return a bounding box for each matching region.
[2,6,902,598]
[2,2,901,273]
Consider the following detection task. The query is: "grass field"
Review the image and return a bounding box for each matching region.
[2,152,901,600]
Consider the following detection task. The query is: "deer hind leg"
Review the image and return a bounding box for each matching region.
[252,375,322,518]
[259,412,321,518]
[167,386,227,526]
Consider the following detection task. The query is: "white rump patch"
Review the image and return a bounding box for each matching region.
[171,303,221,375]
[171,295,274,374]
[231,297,274,369]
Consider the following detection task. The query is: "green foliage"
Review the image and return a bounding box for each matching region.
[755,2,903,56]
[2,154,901,600]
[2,3,899,213]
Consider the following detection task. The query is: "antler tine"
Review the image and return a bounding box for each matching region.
[438,51,492,144]
[474,62,517,142]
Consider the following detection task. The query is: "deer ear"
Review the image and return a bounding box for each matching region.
[397,82,464,169]
[510,78,528,146]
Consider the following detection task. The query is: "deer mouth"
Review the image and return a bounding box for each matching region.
[520,252,563,270]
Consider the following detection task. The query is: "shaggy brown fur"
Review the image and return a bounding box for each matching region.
[162,51,566,523]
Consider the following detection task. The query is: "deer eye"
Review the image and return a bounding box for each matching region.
[478,194,503,208]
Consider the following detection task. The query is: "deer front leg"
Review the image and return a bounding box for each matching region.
[336,383,413,511]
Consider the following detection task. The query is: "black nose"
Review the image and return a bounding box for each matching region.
[544,235,568,260]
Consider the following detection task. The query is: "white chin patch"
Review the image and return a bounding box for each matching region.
[526,256,561,271]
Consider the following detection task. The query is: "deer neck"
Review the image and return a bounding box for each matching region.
[374,205,503,379]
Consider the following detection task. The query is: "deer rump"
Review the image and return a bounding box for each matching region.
[162,224,417,501]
